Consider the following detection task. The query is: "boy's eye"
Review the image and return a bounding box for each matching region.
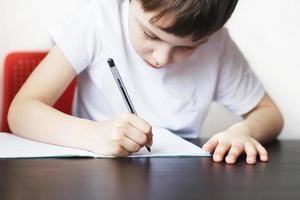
[177,46,197,51]
[143,31,157,40]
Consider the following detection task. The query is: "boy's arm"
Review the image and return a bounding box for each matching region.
[202,94,284,164]
[241,94,284,144]
[8,46,152,156]
[8,45,92,149]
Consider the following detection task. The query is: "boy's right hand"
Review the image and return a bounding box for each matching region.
[83,113,153,157]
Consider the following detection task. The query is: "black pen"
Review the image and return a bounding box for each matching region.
[107,58,151,152]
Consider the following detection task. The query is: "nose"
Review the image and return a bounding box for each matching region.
[152,44,172,67]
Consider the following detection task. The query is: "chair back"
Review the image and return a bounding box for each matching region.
[1,52,76,132]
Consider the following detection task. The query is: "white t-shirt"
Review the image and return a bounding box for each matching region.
[50,0,265,138]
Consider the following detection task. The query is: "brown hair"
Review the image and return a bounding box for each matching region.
[135,0,238,41]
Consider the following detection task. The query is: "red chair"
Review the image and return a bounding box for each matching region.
[1,52,76,133]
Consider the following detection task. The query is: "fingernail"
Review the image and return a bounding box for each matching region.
[247,158,256,164]
[226,156,234,163]
[261,155,268,161]
[214,154,222,161]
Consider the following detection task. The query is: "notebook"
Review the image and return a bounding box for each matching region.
[0,128,210,158]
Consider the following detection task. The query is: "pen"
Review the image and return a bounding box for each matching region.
[107,58,151,152]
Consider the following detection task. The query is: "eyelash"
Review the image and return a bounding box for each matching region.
[143,31,156,40]
[178,46,196,51]
[142,31,198,51]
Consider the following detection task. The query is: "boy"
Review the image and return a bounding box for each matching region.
[8,0,283,164]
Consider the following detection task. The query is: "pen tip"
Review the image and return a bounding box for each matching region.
[146,146,151,152]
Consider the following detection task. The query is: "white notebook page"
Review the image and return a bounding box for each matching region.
[0,128,210,158]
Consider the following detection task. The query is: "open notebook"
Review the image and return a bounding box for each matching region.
[0,128,210,158]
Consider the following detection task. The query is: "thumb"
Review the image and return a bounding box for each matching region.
[202,135,218,152]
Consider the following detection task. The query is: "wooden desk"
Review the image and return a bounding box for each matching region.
[0,139,299,200]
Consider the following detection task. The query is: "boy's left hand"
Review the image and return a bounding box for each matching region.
[202,122,268,164]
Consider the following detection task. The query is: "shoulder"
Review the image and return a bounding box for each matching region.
[188,28,230,65]
[73,0,125,22]
[87,0,128,28]
[91,0,127,13]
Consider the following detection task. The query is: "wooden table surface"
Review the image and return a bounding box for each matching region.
[1,139,300,200]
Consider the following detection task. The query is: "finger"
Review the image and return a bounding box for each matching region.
[225,143,244,164]
[252,140,268,162]
[120,136,142,153]
[147,131,153,147]
[213,142,231,162]
[111,145,131,157]
[125,125,149,146]
[143,127,153,147]
[202,135,218,152]
[244,142,258,164]
[120,113,152,135]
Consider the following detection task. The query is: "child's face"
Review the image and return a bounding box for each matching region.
[128,0,208,69]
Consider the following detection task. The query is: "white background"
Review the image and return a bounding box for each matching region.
[0,0,299,138]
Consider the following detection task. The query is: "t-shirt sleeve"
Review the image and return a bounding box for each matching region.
[214,29,265,116]
[49,0,102,74]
